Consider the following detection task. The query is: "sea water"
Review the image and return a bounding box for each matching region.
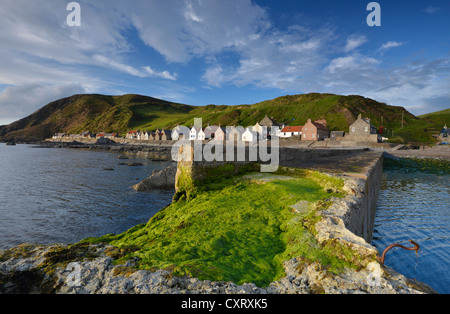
[372,157,450,294]
[0,144,175,250]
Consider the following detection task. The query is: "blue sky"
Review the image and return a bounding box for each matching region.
[0,0,449,125]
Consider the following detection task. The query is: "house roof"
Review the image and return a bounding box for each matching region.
[281,126,303,133]
[260,115,279,127]
[204,125,225,137]
[353,114,377,129]
[227,126,245,134]
[312,122,328,131]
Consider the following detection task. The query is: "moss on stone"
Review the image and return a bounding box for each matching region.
[82,168,371,287]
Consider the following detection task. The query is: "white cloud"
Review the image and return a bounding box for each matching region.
[143,66,177,81]
[345,35,368,52]
[0,83,86,124]
[202,66,226,88]
[425,5,440,14]
[379,41,405,51]
[0,0,448,120]
[326,55,380,74]
[184,2,203,23]
[202,25,335,90]
[93,55,147,78]
[127,0,269,63]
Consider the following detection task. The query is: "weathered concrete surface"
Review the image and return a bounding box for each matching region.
[318,151,384,244]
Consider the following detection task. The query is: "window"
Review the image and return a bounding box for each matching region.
[352,127,355,132]
[303,134,306,139]
[365,127,369,132]
[312,133,316,138]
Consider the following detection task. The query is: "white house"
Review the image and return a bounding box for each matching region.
[126,130,138,139]
[137,131,149,140]
[105,133,118,139]
[52,133,66,139]
[172,125,190,141]
[190,126,205,141]
[278,126,303,138]
[242,128,258,143]
[226,126,245,142]
[204,125,226,141]
[252,123,266,140]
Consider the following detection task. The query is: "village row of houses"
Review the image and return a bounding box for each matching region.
[52,114,382,143]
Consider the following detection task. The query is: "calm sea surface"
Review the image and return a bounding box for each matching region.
[0,144,175,250]
[372,158,450,294]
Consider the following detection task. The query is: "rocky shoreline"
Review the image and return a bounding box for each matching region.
[0,241,436,294]
[30,139,174,156]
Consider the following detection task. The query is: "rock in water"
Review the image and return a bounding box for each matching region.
[96,137,116,145]
[133,166,177,191]
[128,162,143,167]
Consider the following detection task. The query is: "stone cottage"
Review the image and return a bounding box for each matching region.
[257,115,280,139]
[348,114,380,143]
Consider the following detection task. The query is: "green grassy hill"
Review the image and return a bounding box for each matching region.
[0,94,194,141]
[0,92,445,143]
[419,108,450,137]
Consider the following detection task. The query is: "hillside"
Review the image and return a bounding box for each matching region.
[0,92,442,143]
[0,94,194,141]
[419,109,450,137]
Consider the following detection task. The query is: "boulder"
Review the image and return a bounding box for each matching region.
[96,137,116,145]
[133,166,177,191]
